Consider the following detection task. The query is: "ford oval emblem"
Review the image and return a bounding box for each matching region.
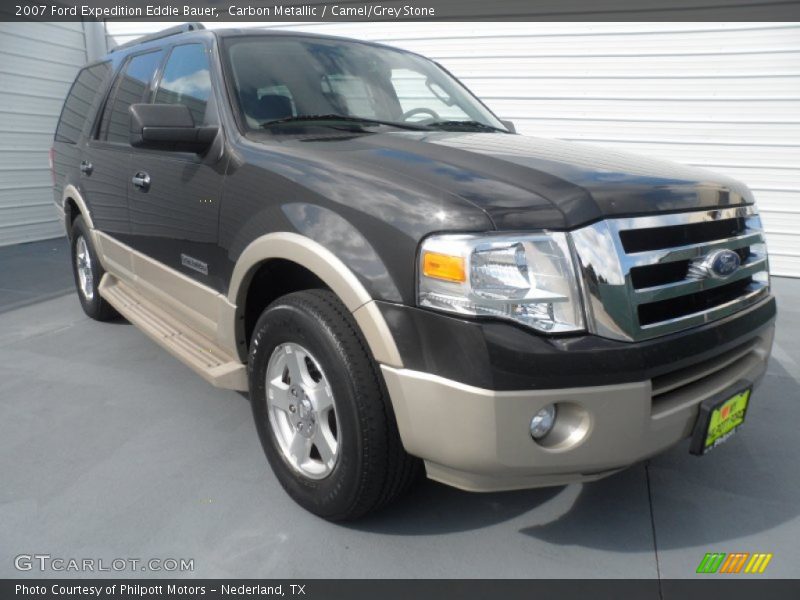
[709,249,741,278]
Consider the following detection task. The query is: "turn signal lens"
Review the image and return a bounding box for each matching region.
[422,251,466,283]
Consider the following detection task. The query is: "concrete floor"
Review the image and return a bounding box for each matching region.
[0,238,798,580]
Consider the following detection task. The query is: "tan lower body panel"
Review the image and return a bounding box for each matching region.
[99,274,248,391]
[92,231,246,391]
[93,231,238,354]
[381,326,773,492]
[424,463,627,493]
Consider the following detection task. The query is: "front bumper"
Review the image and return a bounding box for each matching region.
[380,305,775,492]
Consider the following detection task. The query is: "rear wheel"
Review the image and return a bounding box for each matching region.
[70,216,118,321]
[248,289,420,520]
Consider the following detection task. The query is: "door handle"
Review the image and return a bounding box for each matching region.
[131,171,151,191]
[79,161,93,176]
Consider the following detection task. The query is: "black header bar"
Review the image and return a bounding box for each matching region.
[4,579,800,600]
[3,0,800,22]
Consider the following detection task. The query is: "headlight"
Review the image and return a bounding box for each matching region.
[418,232,585,333]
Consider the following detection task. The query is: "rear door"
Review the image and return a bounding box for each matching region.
[83,50,164,236]
[53,61,113,213]
[126,42,227,291]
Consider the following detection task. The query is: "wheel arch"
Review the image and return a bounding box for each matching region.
[227,232,403,369]
[62,184,94,235]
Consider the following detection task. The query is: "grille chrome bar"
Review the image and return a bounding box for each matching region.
[633,255,767,304]
[606,205,754,230]
[638,284,768,335]
[570,205,770,342]
[622,231,764,269]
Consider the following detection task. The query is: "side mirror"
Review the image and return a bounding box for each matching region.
[500,120,516,134]
[129,104,218,153]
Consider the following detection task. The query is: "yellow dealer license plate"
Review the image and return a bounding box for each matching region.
[690,386,751,455]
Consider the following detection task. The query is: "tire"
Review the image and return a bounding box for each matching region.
[248,289,420,521]
[70,215,118,321]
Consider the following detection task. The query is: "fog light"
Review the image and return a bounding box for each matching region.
[530,404,557,440]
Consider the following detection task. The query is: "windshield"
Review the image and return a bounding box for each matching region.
[221,35,507,132]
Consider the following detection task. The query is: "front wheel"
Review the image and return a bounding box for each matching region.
[248,289,420,520]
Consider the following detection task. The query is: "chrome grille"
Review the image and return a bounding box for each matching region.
[569,206,770,342]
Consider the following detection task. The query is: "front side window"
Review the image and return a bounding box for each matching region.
[155,44,212,126]
[56,62,112,144]
[100,50,163,144]
[222,36,505,132]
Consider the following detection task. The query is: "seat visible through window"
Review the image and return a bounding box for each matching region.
[248,94,294,121]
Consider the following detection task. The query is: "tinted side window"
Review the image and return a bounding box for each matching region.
[55,62,112,144]
[100,50,163,144]
[155,44,212,125]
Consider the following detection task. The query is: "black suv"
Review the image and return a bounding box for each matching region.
[53,23,776,520]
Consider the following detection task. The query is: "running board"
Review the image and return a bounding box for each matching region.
[99,274,248,391]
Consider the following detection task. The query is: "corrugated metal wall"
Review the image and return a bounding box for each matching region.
[0,23,93,246]
[106,21,800,277]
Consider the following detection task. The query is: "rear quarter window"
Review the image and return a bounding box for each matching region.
[55,62,112,144]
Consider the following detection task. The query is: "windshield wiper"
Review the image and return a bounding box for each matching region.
[260,114,429,131]
[425,120,508,132]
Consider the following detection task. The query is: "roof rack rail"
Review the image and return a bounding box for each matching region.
[110,23,206,53]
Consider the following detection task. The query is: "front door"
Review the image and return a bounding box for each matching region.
[126,43,227,292]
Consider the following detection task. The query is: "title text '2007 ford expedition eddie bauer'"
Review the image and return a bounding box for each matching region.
[52,23,776,520]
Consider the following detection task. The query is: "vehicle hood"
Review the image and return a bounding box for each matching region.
[246,130,753,230]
